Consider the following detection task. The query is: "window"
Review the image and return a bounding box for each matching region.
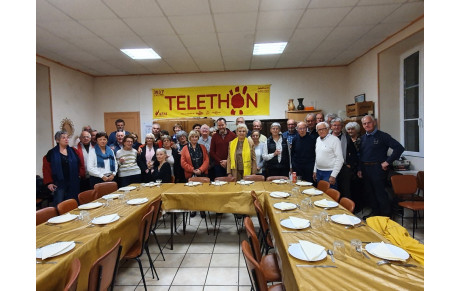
[400,46,424,157]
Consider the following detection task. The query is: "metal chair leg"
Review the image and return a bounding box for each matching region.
[135,258,147,291]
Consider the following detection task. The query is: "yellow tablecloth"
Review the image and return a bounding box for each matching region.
[36,184,173,291]
[161,181,267,215]
[263,183,424,291]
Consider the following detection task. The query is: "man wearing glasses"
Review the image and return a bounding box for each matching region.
[282,119,297,146]
[313,122,343,189]
[290,119,318,183]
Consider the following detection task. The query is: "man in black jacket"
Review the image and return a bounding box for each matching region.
[290,119,318,183]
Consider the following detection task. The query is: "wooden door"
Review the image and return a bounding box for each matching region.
[104,112,141,136]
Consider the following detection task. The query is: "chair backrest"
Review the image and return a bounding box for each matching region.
[78,190,96,205]
[188,176,210,183]
[253,198,272,248]
[215,176,237,182]
[250,190,258,203]
[88,238,122,291]
[325,188,340,202]
[241,240,268,291]
[244,216,262,262]
[36,207,58,225]
[391,175,418,196]
[57,199,78,215]
[243,175,265,181]
[128,204,155,259]
[317,180,330,192]
[339,197,355,213]
[94,182,118,199]
[150,197,162,231]
[63,258,81,291]
[416,171,424,191]
[266,176,289,181]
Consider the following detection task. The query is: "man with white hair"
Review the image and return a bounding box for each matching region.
[282,119,297,146]
[110,131,125,154]
[291,121,317,183]
[248,119,267,143]
[313,122,343,189]
[233,117,252,137]
[198,124,212,153]
[358,115,404,219]
[74,130,92,191]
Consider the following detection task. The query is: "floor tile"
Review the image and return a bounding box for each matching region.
[188,242,215,254]
[205,267,239,285]
[172,267,208,285]
[239,268,252,286]
[239,286,253,291]
[163,242,190,254]
[204,286,238,291]
[169,286,204,291]
[153,253,185,268]
[213,242,240,253]
[113,286,137,291]
[145,286,170,291]
[144,267,178,286]
[181,253,212,267]
[210,253,239,267]
[115,267,147,285]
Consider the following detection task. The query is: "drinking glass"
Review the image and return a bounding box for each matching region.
[118,193,126,204]
[105,198,113,208]
[291,186,300,199]
[320,210,329,228]
[311,214,322,230]
[350,239,363,259]
[300,197,311,212]
[333,240,346,260]
[156,179,162,187]
[79,210,90,224]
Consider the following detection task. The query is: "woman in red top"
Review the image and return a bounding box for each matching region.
[180,130,209,180]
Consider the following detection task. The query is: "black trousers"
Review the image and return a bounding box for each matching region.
[362,164,391,217]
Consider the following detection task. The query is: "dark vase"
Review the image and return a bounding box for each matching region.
[297,98,305,110]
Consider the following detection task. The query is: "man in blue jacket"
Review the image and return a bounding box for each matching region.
[290,118,318,183]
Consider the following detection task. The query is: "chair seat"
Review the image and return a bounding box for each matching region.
[261,253,282,282]
[268,283,285,291]
[398,201,424,211]
[123,241,142,259]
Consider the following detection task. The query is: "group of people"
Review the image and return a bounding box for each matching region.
[43,113,404,219]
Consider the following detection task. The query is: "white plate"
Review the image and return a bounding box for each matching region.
[141,182,159,187]
[270,191,290,198]
[296,181,313,186]
[238,180,254,185]
[272,179,288,184]
[280,218,310,229]
[47,213,78,224]
[36,241,76,260]
[330,214,361,226]
[273,202,297,211]
[118,186,136,191]
[211,181,228,186]
[185,181,202,186]
[288,243,327,262]
[78,202,103,210]
[127,198,148,205]
[314,200,339,208]
[91,214,120,225]
[102,193,121,200]
[365,243,410,261]
[303,189,323,195]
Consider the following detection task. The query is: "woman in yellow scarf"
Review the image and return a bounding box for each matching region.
[227,123,257,180]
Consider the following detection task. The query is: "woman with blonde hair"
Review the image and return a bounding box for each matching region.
[227,123,257,180]
[180,130,209,180]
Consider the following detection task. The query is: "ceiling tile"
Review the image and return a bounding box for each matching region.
[298,7,352,28]
[36,0,72,22]
[124,17,176,36]
[254,30,293,43]
[257,10,304,30]
[101,34,147,49]
[179,33,219,48]
[340,4,401,26]
[308,0,359,8]
[143,35,186,52]
[37,21,95,40]
[79,18,135,37]
[214,12,258,33]
[58,50,102,63]
[276,53,309,68]
[260,0,310,11]
[218,32,255,49]
[325,25,374,42]
[381,2,424,23]
[364,22,409,40]
[166,55,200,72]
[168,15,215,34]
[289,27,333,46]
[157,0,210,16]
[46,0,118,20]
[193,57,225,71]
[250,55,280,69]
[210,0,259,13]
[103,0,164,18]
[358,0,406,5]
[140,60,176,74]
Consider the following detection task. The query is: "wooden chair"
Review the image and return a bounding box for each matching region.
[150,197,165,261]
[57,199,78,215]
[397,201,424,237]
[416,171,424,196]
[243,175,265,181]
[63,258,81,291]
[88,238,122,291]
[215,176,237,182]
[325,188,340,202]
[36,207,58,226]
[339,197,355,213]
[266,176,289,181]
[253,198,273,255]
[317,180,330,192]
[78,190,96,205]
[241,240,285,291]
[244,217,282,283]
[94,182,118,199]
[188,176,210,183]
[123,204,158,289]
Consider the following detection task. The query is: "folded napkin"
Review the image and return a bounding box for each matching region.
[127,198,148,205]
[276,202,296,210]
[316,199,332,207]
[289,216,309,228]
[102,194,121,200]
[299,240,325,261]
[37,241,74,260]
[297,181,313,186]
[273,179,287,184]
[271,191,289,198]
[372,242,404,261]
[118,186,136,191]
[238,180,254,185]
[212,181,228,185]
[185,181,202,186]
[334,214,356,225]
[78,202,102,210]
[304,188,322,194]
[92,213,119,224]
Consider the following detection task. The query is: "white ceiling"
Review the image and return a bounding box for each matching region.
[36,0,424,76]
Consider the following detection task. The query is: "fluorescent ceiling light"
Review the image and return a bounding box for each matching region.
[121,48,161,59]
[253,42,287,55]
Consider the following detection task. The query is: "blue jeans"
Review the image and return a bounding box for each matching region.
[316,169,338,190]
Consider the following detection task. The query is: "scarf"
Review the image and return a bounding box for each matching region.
[95,144,115,172]
[51,145,78,182]
[229,138,252,176]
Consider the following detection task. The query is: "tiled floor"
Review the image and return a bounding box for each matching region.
[114,207,424,290]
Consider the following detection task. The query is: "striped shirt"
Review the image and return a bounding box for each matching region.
[116,148,141,177]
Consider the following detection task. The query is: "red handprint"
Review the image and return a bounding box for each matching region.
[229,86,247,115]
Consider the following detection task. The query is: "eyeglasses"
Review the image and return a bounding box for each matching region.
[317,128,328,131]
[297,127,307,131]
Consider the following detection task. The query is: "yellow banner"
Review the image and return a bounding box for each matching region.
[152,84,270,119]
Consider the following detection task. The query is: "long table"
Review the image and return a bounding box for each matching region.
[36,184,173,291]
[263,183,424,291]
